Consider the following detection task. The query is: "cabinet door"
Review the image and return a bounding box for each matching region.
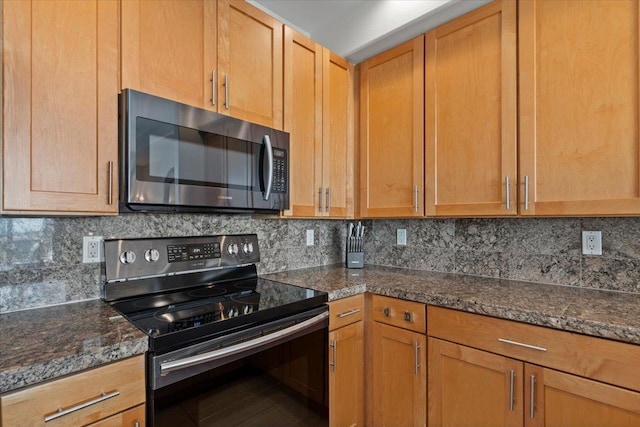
[3,0,118,214]
[323,49,354,218]
[329,321,364,427]
[284,27,323,217]
[526,364,640,427]
[121,0,217,110]
[371,322,426,427]
[519,0,640,215]
[428,338,522,427]
[359,37,424,217]
[425,0,517,216]
[217,0,283,129]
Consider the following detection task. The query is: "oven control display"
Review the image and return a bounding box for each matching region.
[167,243,221,262]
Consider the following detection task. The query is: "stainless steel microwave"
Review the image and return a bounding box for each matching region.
[119,89,289,214]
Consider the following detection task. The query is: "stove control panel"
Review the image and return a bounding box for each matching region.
[104,234,260,284]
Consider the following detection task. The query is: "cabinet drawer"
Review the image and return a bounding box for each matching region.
[329,294,364,330]
[0,355,145,427]
[370,294,425,333]
[427,306,640,392]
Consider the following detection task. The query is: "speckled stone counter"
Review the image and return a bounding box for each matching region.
[264,265,640,346]
[0,300,147,394]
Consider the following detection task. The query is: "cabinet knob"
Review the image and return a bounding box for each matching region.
[404,311,413,322]
[383,307,391,317]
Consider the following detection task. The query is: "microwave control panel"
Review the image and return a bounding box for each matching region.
[272,149,287,194]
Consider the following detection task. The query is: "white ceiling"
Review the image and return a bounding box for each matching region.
[249,0,492,64]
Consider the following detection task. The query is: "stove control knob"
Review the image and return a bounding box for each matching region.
[228,307,239,318]
[144,248,160,263]
[242,305,253,315]
[227,243,239,255]
[119,250,136,265]
[242,242,254,254]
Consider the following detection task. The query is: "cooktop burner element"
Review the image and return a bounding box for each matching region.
[102,234,328,354]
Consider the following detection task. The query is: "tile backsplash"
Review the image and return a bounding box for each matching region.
[0,214,348,313]
[365,217,640,294]
[2,215,640,313]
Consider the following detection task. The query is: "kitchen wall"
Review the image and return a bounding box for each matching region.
[365,217,640,294]
[0,214,348,313]
[2,215,640,313]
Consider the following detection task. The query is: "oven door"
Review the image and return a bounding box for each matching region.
[120,89,289,213]
[149,307,328,426]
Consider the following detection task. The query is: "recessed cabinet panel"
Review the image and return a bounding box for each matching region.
[359,37,424,217]
[3,0,118,214]
[425,0,517,216]
[519,0,640,215]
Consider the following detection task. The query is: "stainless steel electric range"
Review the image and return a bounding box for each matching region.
[103,234,329,426]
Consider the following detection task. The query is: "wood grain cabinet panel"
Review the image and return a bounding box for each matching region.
[425,0,517,216]
[519,0,640,215]
[284,28,354,218]
[121,0,283,129]
[0,356,145,427]
[328,296,365,427]
[359,36,424,217]
[2,0,118,214]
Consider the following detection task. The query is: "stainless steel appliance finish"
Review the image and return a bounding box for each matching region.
[119,89,290,214]
[103,234,328,426]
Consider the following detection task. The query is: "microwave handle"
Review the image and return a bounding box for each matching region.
[262,135,274,201]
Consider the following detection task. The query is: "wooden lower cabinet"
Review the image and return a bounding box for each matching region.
[526,365,640,427]
[370,321,426,427]
[428,337,522,427]
[0,355,145,427]
[328,295,364,426]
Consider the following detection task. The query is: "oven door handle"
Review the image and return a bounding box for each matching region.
[160,310,328,375]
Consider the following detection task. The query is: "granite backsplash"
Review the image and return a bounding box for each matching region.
[1,215,639,313]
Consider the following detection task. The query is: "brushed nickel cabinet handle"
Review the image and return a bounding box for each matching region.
[530,375,536,418]
[413,185,419,212]
[224,74,229,109]
[403,311,413,323]
[134,422,140,427]
[107,161,114,205]
[524,175,530,210]
[318,187,323,212]
[383,307,391,317]
[498,338,547,352]
[329,340,337,372]
[337,308,361,318]
[414,341,421,375]
[509,370,515,412]
[44,390,120,422]
[210,70,216,106]
[505,175,511,210]
[325,187,331,213]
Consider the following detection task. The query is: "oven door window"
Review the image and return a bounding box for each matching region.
[152,328,328,426]
[135,117,261,192]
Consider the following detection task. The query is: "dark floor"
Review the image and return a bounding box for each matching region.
[155,371,328,427]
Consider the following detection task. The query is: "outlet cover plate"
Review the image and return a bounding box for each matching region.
[397,229,407,246]
[582,231,602,255]
[83,235,104,263]
[306,229,315,246]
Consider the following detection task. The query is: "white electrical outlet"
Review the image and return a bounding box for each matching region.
[83,235,104,263]
[306,229,315,246]
[582,231,602,255]
[397,229,407,246]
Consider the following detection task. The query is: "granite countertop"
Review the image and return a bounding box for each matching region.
[0,300,148,394]
[264,264,640,346]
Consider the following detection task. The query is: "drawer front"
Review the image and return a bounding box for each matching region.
[0,355,145,427]
[427,306,640,392]
[370,294,425,333]
[329,294,365,330]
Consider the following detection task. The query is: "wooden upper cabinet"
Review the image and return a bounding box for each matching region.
[284,28,353,217]
[284,27,324,217]
[121,0,217,110]
[121,0,283,129]
[519,0,640,215]
[2,0,118,214]
[322,49,354,218]
[425,0,517,216]
[360,36,424,218]
[218,0,283,129]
